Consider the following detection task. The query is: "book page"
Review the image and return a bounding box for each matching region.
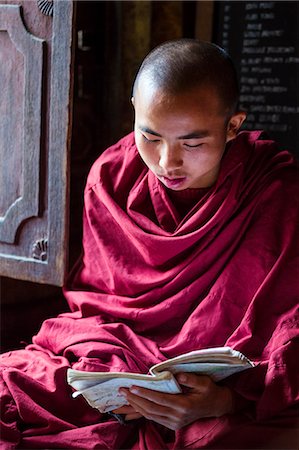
[71,373,181,413]
[150,347,254,377]
[153,362,252,381]
[67,368,174,391]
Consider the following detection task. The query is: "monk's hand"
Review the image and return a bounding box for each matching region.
[119,373,233,430]
[112,404,142,421]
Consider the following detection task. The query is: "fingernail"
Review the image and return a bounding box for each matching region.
[129,387,138,394]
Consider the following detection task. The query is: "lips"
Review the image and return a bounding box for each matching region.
[160,175,187,188]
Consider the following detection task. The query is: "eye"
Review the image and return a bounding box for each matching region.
[184,143,204,149]
[142,134,160,143]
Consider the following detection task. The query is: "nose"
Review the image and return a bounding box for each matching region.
[159,143,183,172]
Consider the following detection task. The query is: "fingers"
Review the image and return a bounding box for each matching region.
[112,405,136,414]
[124,412,143,421]
[176,373,212,391]
[122,391,180,430]
[123,386,184,409]
[112,404,142,422]
[121,387,174,414]
[116,375,233,430]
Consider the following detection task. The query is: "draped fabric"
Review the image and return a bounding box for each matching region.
[1,131,298,449]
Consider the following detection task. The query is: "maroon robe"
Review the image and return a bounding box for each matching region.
[1,131,298,449]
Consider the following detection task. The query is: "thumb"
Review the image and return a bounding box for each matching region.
[176,373,212,391]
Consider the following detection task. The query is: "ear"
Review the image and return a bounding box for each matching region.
[226,112,247,142]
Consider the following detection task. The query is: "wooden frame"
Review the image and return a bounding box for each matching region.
[0,0,75,286]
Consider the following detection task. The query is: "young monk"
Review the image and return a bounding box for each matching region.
[1,39,298,449]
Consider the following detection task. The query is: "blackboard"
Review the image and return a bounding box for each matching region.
[213,1,299,157]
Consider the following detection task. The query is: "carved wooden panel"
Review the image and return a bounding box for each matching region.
[0,5,44,243]
[0,0,74,286]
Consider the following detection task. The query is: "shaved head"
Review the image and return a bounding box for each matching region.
[133,39,240,116]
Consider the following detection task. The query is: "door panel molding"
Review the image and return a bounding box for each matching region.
[0,5,44,243]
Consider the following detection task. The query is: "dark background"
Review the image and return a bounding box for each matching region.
[214,1,299,154]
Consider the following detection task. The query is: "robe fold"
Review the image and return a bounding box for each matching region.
[1,131,298,449]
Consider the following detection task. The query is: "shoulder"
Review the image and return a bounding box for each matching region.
[221,130,298,219]
[234,130,297,164]
[241,132,298,219]
[232,130,298,187]
[85,132,138,191]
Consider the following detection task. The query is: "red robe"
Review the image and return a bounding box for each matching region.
[1,131,298,449]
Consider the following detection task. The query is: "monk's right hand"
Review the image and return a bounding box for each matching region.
[112,404,142,421]
[118,373,233,430]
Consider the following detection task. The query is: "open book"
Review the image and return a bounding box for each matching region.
[67,346,255,413]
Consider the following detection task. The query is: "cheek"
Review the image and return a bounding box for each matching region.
[188,148,223,170]
[137,142,156,167]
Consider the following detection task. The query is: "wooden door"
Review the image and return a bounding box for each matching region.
[0,0,75,286]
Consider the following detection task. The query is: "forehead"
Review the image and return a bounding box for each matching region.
[133,79,225,130]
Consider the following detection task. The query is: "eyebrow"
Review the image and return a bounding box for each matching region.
[139,126,162,137]
[138,126,210,139]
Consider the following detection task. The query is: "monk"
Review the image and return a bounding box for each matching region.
[1,39,298,449]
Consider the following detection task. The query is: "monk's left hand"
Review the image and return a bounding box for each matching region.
[119,373,233,430]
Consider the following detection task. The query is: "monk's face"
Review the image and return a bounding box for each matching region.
[132,81,246,190]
